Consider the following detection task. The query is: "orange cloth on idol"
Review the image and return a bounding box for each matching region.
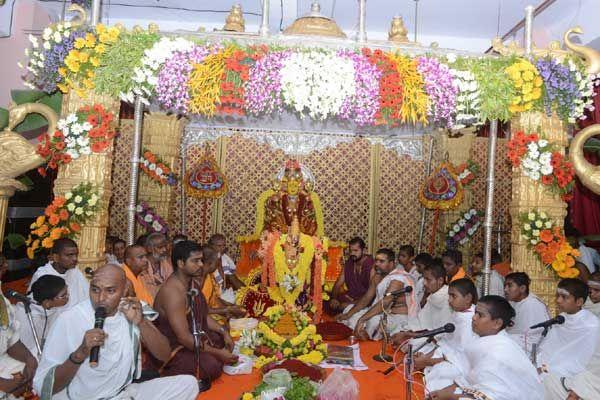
[202,273,222,308]
[122,264,154,306]
[450,266,467,282]
[493,261,512,277]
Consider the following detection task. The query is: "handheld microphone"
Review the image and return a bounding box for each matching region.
[413,323,455,339]
[89,307,106,368]
[5,289,31,305]
[529,315,565,330]
[188,288,199,297]
[385,286,413,297]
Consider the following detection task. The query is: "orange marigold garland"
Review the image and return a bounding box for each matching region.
[26,182,99,259]
[36,104,116,177]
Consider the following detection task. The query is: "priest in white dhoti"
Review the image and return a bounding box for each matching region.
[32,264,199,400]
[341,248,419,340]
[584,272,600,318]
[15,275,68,360]
[428,295,543,400]
[391,260,452,346]
[28,238,89,313]
[504,272,550,354]
[538,279,600,378]
[397,245,425,304]
[0,259,38,399]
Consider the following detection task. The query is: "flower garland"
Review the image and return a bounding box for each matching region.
[188,47,234,117]
[455,159,479,187]
[507,131,575,200]
[22,22,86,93]
[388,54,429,125]
[26,182,98,258]
[244,50,291,116]
[280,51,356,120]
[505,59,543,113]
[337,49,381,126]
[450,68,482,129]
[36,104,116,176]
[155,45,215,113]
[269,233,316,305]
[129,36,195,104]
[417,56,458,127]
[136,201,168,234]
[520,210,580,278]
[60,24,120,96]
[362,48,403,126]
[536,57,579,123]
[567,58,598,122]
[140,149,177,186]
[446,209,482,248]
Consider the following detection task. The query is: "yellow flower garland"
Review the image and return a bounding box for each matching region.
[388,54,429,125]
[505,60,543,113]
[189,47,234,117]
[268,233,315,305]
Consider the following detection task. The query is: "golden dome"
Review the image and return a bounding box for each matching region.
[283,1,346,38]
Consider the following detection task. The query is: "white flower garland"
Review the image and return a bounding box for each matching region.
[57,113,94,160]
[521,139,552,182]
[568,59,598,123]
[280,51,356,120]
[451,69,482,129]
[127,37,195,104]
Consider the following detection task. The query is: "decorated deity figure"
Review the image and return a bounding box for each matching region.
[261,160,323,238]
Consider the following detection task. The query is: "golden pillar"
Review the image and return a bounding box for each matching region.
[54,91,120,272]
[510,112,567,310]
[437,130,476,264]
[136,112,186,236]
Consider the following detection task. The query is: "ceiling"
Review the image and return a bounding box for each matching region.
[21,0,600,52]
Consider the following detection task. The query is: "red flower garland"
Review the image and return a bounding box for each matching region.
[362,48,403,126]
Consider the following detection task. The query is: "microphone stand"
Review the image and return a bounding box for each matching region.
[531,326,550,366]
[373,295,398,363]
[187,290,211,392]
[23,301,42,357]
[405,342,414,400]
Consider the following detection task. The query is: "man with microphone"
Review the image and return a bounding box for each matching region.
[32,264,199,400]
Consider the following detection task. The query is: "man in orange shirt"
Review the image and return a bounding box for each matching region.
[122,245,154,306]
[442,249,467,282]
[199,249,245,321]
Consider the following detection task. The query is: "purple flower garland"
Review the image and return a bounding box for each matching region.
[337,50,382,126]
[535,57,578,121]
[244,50,291,115]
[417,56,458,127]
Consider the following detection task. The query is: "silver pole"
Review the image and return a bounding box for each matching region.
[417,136,435,253]
[180,148,187,235]
[524,5,534,56]
[357,0,367,43]
[127,96,144,245]
[413,0,419,43]
[90,0,102,25]
[482,120,498,296]
[26,310,42,357]
[259,0,270,37]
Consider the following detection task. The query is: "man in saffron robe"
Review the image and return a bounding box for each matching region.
[122,245,154,306]
[327,237,373,315]
[152,241,238,385]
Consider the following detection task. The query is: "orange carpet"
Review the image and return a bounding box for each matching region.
[204,340,424,400]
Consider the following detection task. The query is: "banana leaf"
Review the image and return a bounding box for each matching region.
[4,233,26,250]
[583,138,600,155]
[11,89,46,104]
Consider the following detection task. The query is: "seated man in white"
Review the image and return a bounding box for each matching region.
[338,248,419,340]
[428,295,543,400]
[397,245,425,304]
[391,259,452,346]
[33,264,199,400]
[28,238,89,312]
[208,234,245,290]
[15,275,69,360]
[0,256,38,399]
[470,252,504,298]
[504,272,550,353]
[539,278,600,400]
[584,271,600,318]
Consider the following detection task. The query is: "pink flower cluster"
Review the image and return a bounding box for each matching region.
[417,57,458,127]
[337,50,382,126]
[155,45,215,113]
[244,50,291,115]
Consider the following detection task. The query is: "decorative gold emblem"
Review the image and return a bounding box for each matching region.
[223,4,245,32]
[388,16,409,43]
[564,26,600,75]
[570,124,600,195]
[283,1,346,38]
